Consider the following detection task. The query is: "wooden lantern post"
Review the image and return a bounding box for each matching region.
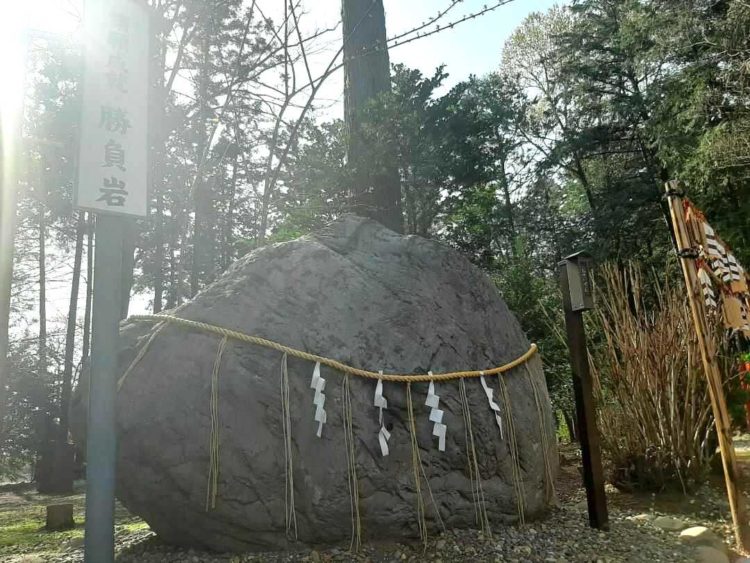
[559,252,609,530]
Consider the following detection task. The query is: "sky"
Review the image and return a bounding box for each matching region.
[1,0,561,322]
[2,0,561,119]
[301,0,563,119]
[384,0,560,87]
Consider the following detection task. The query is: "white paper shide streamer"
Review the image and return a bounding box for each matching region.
[698,268,718,309]
[309,362,326,438]
[480,374,504,440]
[374,374,391,456]
[704,224,732,283]
[425,376,447,451]
[728,253,743,283]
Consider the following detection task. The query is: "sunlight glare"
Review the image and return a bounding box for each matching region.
[0,1,26,128]
[0,1,26,242]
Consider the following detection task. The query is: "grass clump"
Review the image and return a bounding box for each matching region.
[590,263,715,493]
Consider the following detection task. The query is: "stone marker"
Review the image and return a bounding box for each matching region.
[45,503,74,531]
[73,215,558,551]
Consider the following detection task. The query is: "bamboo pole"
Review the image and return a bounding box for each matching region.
[665,181,750,552]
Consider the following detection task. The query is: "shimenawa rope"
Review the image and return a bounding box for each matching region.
[119,314,538,386]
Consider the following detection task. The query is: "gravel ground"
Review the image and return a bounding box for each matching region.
[4,443,749,562]
[34,501,712,562]
[108,506,702,563]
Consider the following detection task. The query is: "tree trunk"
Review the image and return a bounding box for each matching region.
[59,213,85,441]
[0,186,18,438]
[222,151,239,270]
[120,218,137,321]
[498,156,517,256]
[150,14,168,315]
[35,202,52,493]
[191,17,213,296]
[153,193,165,313]
[167,196,181,309]
[564,408,578,443]
[342,0,402,233]
[167,241,177,309]
[573,155,596,213]
[38,205,47,383]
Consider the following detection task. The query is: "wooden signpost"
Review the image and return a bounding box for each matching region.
[78,1,149,561]
[559,252,609,530]
[665,181,750,552]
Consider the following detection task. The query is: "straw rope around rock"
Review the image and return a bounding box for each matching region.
[116,312,546,544]
[119,314,538,388]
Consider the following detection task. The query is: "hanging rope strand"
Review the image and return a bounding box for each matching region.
[342,374,362,552]
[526,364,556,504]
[459,378,491,537]
[498,375,525,524]
[118,321,167,390]
[280,353,298,539]
[419,459,446,534]
[460,379,480,524]
[206,336,228,512]
[406,383,428,543]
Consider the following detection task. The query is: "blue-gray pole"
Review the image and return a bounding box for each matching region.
[84,214,123,562]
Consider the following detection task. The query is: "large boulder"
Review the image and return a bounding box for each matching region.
[110,215,557,551]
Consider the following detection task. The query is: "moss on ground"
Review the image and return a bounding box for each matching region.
[0,482,147,558]
[117,520,150,534]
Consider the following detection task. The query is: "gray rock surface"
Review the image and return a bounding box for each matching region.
[108,216,556,551]
[693,546,730,563]
[679,526,726,552]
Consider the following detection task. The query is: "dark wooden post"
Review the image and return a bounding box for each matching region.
[559,253,609,530]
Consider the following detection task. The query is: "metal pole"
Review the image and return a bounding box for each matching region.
[560,265,609,530]
[84,214,123,563]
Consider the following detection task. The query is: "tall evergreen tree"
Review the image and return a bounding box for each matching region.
[342,0,402,232]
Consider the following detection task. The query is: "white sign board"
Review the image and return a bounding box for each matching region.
[77,0,149,217]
